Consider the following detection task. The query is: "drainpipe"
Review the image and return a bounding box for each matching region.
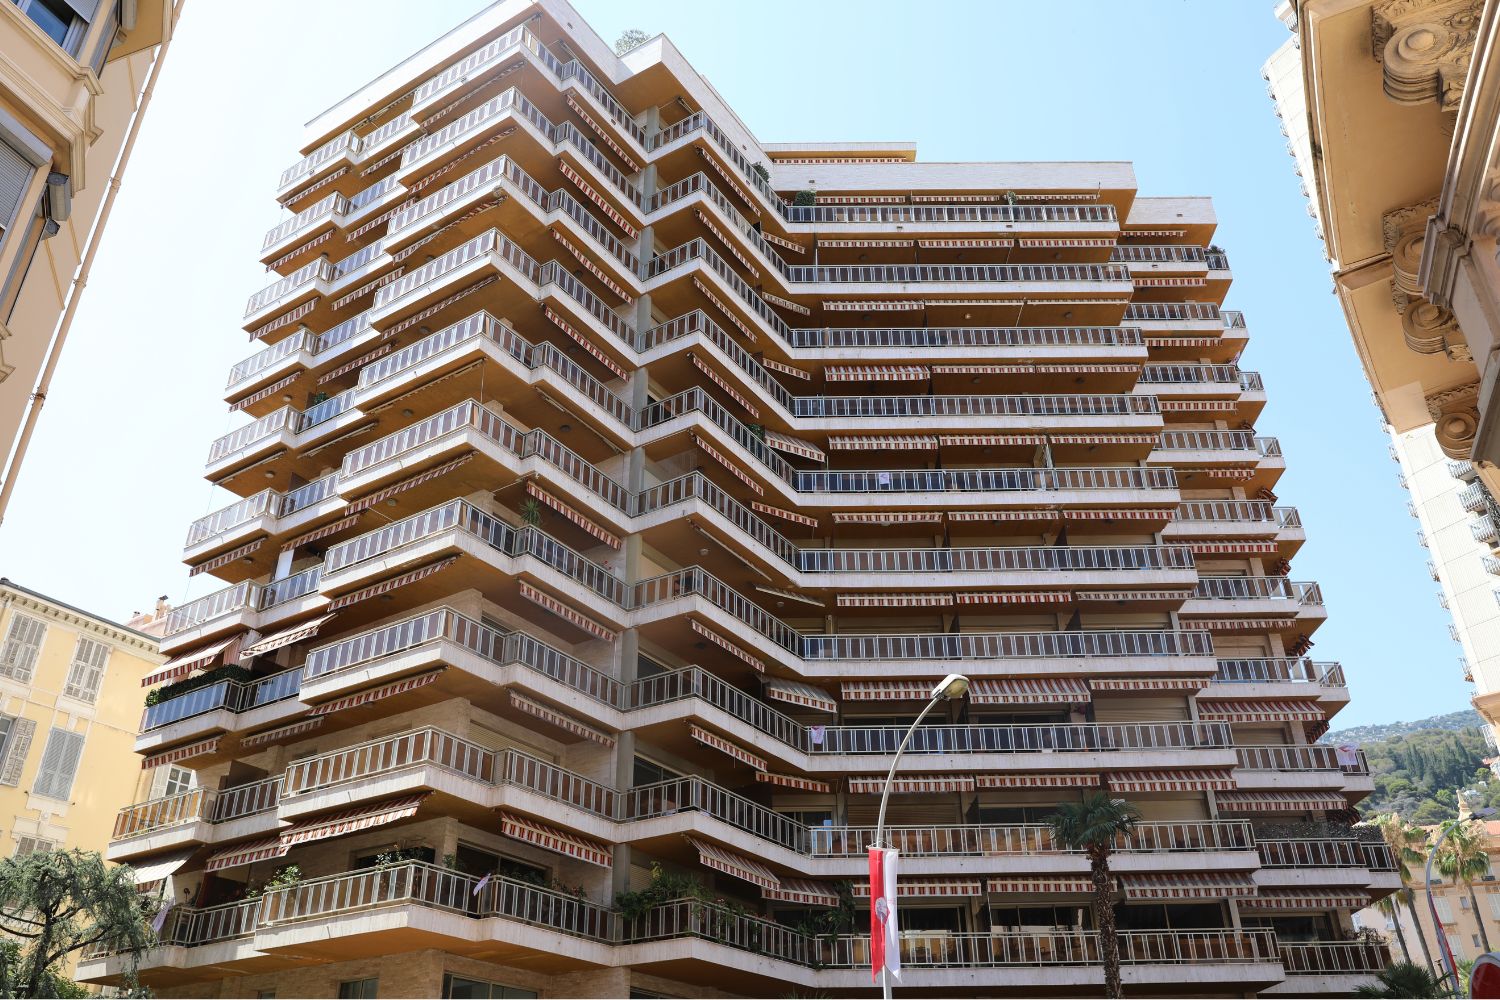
[0,0,184,525]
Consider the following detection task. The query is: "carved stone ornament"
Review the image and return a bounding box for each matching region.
[1372,0,1483,110]
[1426,380,1482,458]
[1402,299,1471,360]
[1383,198,1441,301]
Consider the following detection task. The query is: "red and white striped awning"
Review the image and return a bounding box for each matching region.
[231,372,300,413]
[690,354,759,417]
[764,879,840,906]
[755,772,833,793]
[849,775,976,794]
[250,297,318,340]
[822,300,925,312]
[841,680,936,701]
[1121,229,1188,238]
[499,811,612,867]
[751,500,819,527]
[692,210,759,278]
[346,454,476,516]
[763,430,824,461]
[690,433,764,495]
[1066,508,1176,522]
[1180,618,1297,632]
[329,556,458,610]
[565,95,640,171]
[330,269,402,310]
[816,195,906,205]
[818,238,913,248]
[918,238,1014,249]
[831,511,942,524]
[510,691,615,747]
[975,773,1102,789]
[761,357,811,379]
[760,291,810,315]
[938,434,1046,448]
[1215,791,1348,814]
[760,231,803,253]
[542,305,628,379]
[689,619,765,672]
[525,482,621,548]
[763,678,837,713]
[281,513,363,551]
[142,636,241,688]
[970,677,1090,706]
[241,614,337,658]
[240,717,324,749]
[1090,677,1209,693]
[828,435,939,451]
[189,538,265,577]
[318,343,394,385]
[837,593,951,608]
[279,793,430,847]
[824,365,931,382]
[1197,699,1324,723]
[948,509,1059,522]
[691,277,758,343]
[1107,769,1237,793]
[1160,400,1240,413]
[686,836,779,889]
[987,877,1094,895]
[955,591,1073,606]
[129,849,195,889]
[1135,277,1208,288]
[852,878,983,898]
[519,582,618,642]
[1147,337,1223,349]
[1187,541,1281,556]
[1050,434,1160,446]
[556,159,638,238]
[1018,238,1115,248]
[1123,873,1258,900]
[551,228,635,302]
[1240,889,1371,911]
[911,194,999,203]
[308,669,444,716]
[1081,589,1193,604]
[690,723,768,770]
[694,147,759,215]
[141,737,221,770]
[205,836,289,872]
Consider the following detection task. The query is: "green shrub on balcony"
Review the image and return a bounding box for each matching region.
[143,665,253,707]
[792,190,816,207]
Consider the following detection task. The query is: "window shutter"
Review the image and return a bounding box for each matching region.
[1487,893,1500,920]
[148,766,170,800]
[33,728,84,800]
[0,141,36,232]
[62,637,108,702]
[0,719,35,787]
[1436,898,1454,923]
[0,614,46,682]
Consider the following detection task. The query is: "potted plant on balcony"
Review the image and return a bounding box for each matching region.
[793,190,816,207]
[519,498,545,528]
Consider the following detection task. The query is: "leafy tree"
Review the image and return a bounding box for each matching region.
[1437,820,1493,952]
[1353,960,1447,998]
[1373,814,1437,976]
[0,850,154,997]
[1048,793,1140,1000]
[613,29,650,55]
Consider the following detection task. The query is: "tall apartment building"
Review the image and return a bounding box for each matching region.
[83,2,1391,996]
[0,0,178,522]
[1264,0,1500,741]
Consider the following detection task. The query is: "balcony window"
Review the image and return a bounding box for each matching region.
[441,975,536,1000]
[12,835,54,856]
[0,109,51,323]
[337,980,379,1000]
[10,0,92,55]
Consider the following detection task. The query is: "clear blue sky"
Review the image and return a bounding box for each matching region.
[0,1,1464,729]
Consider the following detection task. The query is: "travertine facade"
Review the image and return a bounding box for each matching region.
[85,2,1389,996]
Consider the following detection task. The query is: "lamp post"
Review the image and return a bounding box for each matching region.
[1425,819,1461,993]
[871,672,969,999]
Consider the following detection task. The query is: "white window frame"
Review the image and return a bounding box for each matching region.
[62,635,108,703]
[0,613,46,683]
[11,0,91,57]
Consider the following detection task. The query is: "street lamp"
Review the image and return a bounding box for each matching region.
[871,672,969,998]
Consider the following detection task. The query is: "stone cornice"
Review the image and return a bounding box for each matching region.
[0,587,163,658]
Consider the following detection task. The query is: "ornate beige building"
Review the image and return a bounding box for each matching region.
[82,1,1389,996]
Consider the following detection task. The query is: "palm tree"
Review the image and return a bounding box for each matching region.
[1048,792,1140,1000]
[1437,820,1492,953]
[1374,813,1438,975]
[1373,892,1413,965]
[1353,961,1446,998]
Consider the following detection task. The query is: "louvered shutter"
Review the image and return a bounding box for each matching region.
[63,637,108,702]
[0,614,46,682]
[0,140,35,232]
[0,719,36,787]
[33,728,84,800]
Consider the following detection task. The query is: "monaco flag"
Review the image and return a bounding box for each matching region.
[869,846,902,981]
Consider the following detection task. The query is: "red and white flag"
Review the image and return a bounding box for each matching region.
[869,846,901,981]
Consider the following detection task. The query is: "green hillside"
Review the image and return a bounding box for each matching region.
[1350,720,1496,824]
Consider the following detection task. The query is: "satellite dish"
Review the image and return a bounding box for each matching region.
[1472,952,1500,998]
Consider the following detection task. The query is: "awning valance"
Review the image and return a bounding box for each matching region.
[281,513,362,551]
[852,878,982,898]
[1090,677,1210,693]
[189,539,265,577]
[142,636,241,688]
[691,277,757,343]
[130,848,196,885]
[1215,791,1347,814]
[841,680,935,701]
[763,878,840,906]
[690,354,759,417]
[241,614,337,658]
[761,357,810,379]
[205,836,289,872]
[825,365,931,382]
[525,483,621,549]
[760,291,810,316]
[509,691,615,746]
[948,509,1058,522]
[499,811,612,867]
[1197,699,1324,724]
[690,619,766,672]
[938,434,1045,448]
[329,557,458,610]
[1123,873,1258,900]
[345,455,474,516]
[1106,769,1237,793]
[762,431,824,462]
[837,594,951,608]
[1240,888,1370,911]
[240,717,324,748]
[763,678,837,714]
[1180,617,1297,632]
[955,591,1073,606]
[1188,541,1281,556]
[279,793,429,847]
[831,511,942,525]
[822,300,925,312]
[828,435,938,450]
[689,724,768,771]
[519,582,618,642]
[686,836,779,889]
[141,738,220,770]
[690,433,764,495]
[751,500,819,527]
[308,669,444,716]
[987,877,1094,895]
[975,773,1101,789]
[232,372,299,412]
[970,677,1090,706]
[755,772,832,793]
[543,305,628,378]
[849,775,975,795]
[318,343,393,384]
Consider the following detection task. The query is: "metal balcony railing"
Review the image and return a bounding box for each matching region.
[185,491,278,547]
[1279,941,1389,976]
[1194,577,1295,600]
[1110,245,1208,263]
[1213,658,1334,684]
[1236,744,1368,774]
[140,667,301,731]
[1123,302,1221,323]
[1157,430,1256,452]
[1256,838,1364,868]
[1139,364,1241,384]
[812,721,1232,755]
[1175,500,1274,523]
[245,258,338,316]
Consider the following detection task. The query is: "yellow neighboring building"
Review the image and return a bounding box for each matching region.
[0,0,179,522]
[0,577,166,862]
